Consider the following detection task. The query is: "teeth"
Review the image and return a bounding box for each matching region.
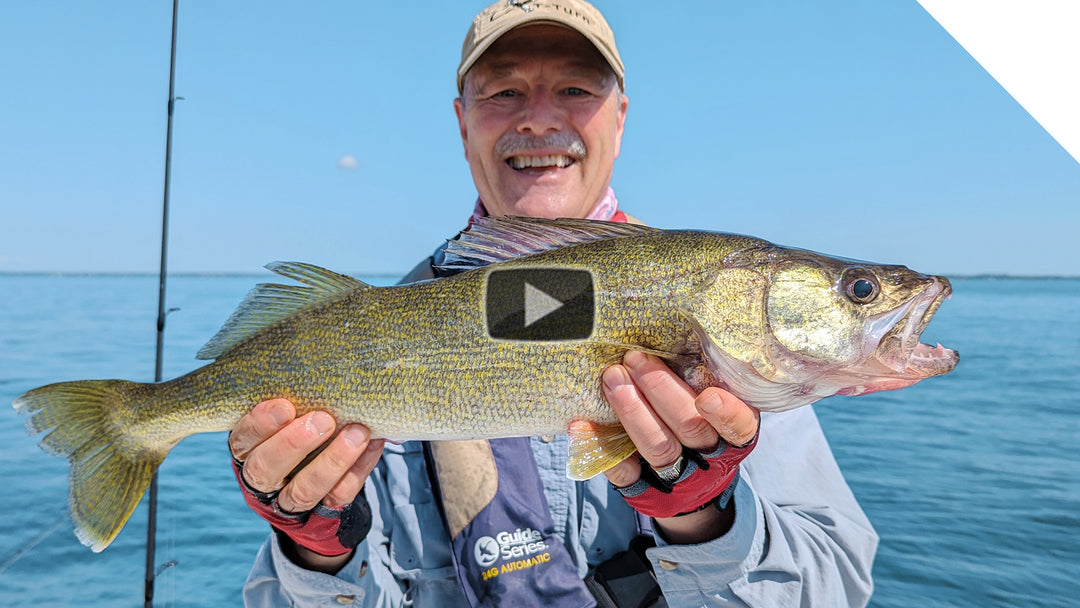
[508,155,573,169]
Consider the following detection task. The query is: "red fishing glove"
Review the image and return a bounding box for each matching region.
[232,458,372,557]
[615,434,758,519]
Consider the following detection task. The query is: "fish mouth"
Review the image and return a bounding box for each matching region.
[843,276,959,394]
[686,266,959,411]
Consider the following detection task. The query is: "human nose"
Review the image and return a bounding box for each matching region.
[517,88,564,135]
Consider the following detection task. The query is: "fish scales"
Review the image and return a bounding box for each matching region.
[13,217,958,552]
[137,230,732,447]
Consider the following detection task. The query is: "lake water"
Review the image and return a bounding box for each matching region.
[0,274,1077,607]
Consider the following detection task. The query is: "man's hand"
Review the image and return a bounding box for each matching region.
[602,351,760,544]
[229,399,384,573]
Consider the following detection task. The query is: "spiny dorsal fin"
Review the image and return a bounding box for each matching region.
[437,216,658,273]
[196,262,370,360]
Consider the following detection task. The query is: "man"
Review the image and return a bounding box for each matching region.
[230,1,878,606]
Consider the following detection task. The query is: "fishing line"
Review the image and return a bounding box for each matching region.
[0,512,67,576]
[158,498,178,608]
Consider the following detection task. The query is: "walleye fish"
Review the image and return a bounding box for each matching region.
[14,217,957,552]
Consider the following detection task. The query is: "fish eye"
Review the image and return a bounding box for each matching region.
[843,270,879,304]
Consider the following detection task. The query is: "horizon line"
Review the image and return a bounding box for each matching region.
[2,271,1079,281]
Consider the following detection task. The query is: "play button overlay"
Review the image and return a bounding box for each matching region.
[486,268,594,341]
[524,282,564,327]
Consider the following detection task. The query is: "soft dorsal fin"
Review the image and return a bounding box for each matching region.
[196,262,369,360]
[436,216,658,273]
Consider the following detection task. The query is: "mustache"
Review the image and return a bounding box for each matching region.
[494,131,587,159]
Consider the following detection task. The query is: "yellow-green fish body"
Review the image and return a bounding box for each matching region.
[14,217,958,552]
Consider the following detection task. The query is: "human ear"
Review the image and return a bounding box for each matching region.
[613,93,628,159]
[453,97,469,161]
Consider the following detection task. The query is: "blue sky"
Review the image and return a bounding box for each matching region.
[1,1,1077,276]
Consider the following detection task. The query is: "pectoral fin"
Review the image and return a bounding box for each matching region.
[581,340,680,361]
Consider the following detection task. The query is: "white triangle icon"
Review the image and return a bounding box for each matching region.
[524,282,564,327]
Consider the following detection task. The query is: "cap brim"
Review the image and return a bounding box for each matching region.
[457,17,624,94]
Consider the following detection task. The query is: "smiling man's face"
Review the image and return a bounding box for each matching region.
[455,24,628,219]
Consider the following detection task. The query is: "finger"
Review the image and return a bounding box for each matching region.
[229,399,296,461]
[695,387,760,448]
[603,454,644,489]
[601,363,681,470]
[623,351,719,452]
[241,410,337,495]
[323,438,385,508]
[277,424,375,513]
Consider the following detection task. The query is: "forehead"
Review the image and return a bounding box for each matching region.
[470,23,611,81]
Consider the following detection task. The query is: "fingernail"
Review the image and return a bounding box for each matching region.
[308,412,335,436]
[623,350,648,371]
[696,389,726,416]
[602,365,631,393]
[268,401,292,426]
[341,425,370,449]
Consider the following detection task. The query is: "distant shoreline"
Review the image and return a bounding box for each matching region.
[2,272,1078,280]
[0,271,408,279]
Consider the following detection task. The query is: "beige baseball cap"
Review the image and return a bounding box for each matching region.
[457,0,625,95]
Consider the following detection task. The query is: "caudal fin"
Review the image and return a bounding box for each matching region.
[13,380,165,552]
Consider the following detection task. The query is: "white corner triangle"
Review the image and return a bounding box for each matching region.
[524,282,564,327]
[917,0,1080,164]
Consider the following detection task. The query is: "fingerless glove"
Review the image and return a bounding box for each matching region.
[233,458,372,556]
[615,434,757,519]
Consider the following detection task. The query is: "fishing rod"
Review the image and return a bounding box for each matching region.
[147,1,180,606]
